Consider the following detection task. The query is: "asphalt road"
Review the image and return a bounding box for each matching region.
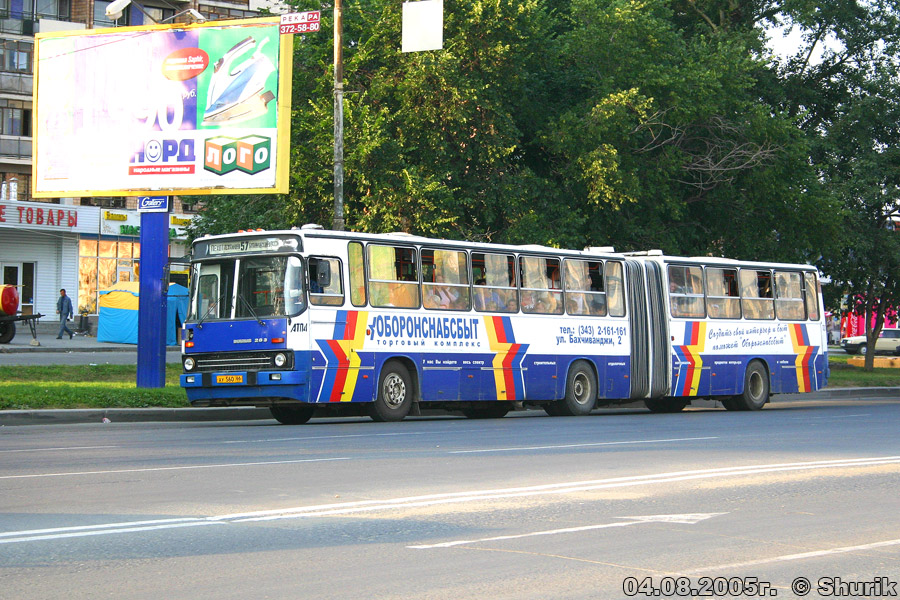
[2,396,899,600]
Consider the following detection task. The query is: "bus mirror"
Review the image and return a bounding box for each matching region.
[316,263,331,288]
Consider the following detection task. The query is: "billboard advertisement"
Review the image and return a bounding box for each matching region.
[33,17,292,197]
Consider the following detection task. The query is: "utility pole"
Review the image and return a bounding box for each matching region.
[332,0,345,231]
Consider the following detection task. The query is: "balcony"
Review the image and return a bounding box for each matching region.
[0,136,32,161]
[0,71,32,95]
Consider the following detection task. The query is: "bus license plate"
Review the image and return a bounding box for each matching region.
[216,375,244,384]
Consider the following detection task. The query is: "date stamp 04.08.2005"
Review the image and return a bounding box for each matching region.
[622,576,898,597]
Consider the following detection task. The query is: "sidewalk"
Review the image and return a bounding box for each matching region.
[0,321,173,353]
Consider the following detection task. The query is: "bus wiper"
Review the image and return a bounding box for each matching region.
[236,292,265,326]
[196,291,228,329]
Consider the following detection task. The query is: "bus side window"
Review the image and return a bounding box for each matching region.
[564,258,606,316]
[367,244,420,309]
[309,257,344,306]
[774,271,805,321]
[705,267,740,319]
[668,265,705,318]
[804,272,819,321]
[422,248,471,311]
[349,242,366,307]
[473,252,517,313]
[740,269,774,320]
[606,261,625,317]
[520,256,563,315]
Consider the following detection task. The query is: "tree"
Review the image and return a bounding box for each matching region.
[766,0,900,370]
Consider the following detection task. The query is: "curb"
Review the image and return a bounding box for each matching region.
[0,407,272,426]
[0,345,181,354]
[1,387,896,426]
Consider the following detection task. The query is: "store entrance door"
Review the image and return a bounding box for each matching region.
[1,262,35,315]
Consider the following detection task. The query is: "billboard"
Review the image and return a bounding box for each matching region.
[33,17,292,197]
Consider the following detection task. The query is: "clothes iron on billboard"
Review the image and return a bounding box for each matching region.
[32,17,292,198]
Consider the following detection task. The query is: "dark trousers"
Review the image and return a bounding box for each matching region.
[58,316,73,338]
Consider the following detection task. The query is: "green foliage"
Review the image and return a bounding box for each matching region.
[0,365,186,410]
[184,0,900,294]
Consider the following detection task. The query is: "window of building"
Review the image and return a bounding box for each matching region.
[93,0,131,27]
[78,238,141,314]
[28,0,70,20]
[198,4,257,21]
[0,40,33,74]
[0,106,30,136]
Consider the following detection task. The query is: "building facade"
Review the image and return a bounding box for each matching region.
[0,0,273,319]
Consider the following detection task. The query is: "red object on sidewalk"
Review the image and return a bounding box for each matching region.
[0,284,18,316]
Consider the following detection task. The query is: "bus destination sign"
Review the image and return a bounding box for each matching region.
[196,235,301,258]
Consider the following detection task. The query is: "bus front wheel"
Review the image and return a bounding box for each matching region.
[270,404,315,425]
[371,361,413,422]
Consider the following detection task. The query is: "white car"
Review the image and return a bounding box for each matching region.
[840,329,900,355]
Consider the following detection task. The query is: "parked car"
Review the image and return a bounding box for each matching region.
[840,329,900,355]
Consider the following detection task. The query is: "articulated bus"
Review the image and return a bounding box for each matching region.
[180,225,827,424]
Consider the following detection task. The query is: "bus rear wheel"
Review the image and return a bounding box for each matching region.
[371,361,413,422]
[725,361,769,411]
[270,404,315,425]
[557,361,596,416]
[644,398,688,413]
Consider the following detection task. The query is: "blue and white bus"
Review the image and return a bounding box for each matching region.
[180,226,827,424]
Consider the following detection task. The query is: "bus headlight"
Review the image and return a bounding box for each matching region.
[184,357,196,371]
[274,353,287,367]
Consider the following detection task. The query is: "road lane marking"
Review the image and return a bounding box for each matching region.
[685,538,900,573]
[0,457,350,480]
[3,456,899,545]
[0,445,119,453]
[408,513,725,549]
[449,436,718,454]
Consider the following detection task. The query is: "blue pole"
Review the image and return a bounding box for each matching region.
[137,211,168,388]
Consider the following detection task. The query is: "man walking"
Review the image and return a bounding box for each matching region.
[56,288,74,339]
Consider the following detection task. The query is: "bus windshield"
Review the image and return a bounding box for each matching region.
[188,255,305,321]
